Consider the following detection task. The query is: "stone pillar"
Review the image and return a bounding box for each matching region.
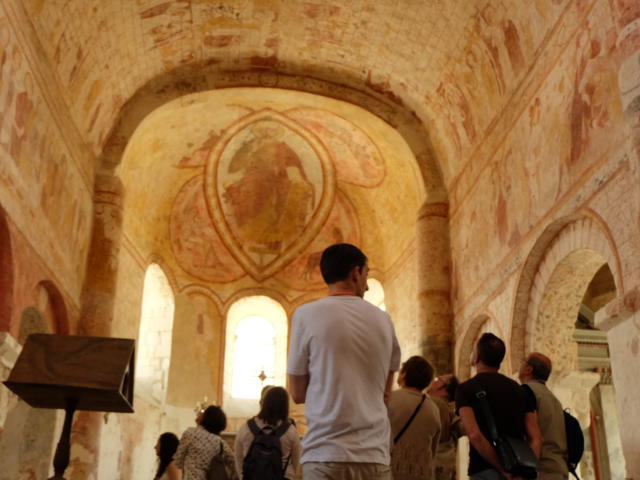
[595,287,640,479]
[78,174,125,336]
[0,332,21,432]
[68,174,124,479]
[416,201,453,374]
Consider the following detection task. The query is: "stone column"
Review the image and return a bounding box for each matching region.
[78,174,125,336]
[416,201,453,375]
[0,332,21,432]
[68,173,124,479]
[595,287,640,479]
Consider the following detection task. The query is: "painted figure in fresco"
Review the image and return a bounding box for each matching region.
[223,120,315,255]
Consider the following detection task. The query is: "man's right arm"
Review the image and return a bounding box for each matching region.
[459,406,513,479]
[288,374,309,404]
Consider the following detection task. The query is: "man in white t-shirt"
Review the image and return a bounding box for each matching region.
[287,243,401,480]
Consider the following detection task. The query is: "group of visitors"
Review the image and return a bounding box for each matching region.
[153,385,301,479]
[153,243,576,480]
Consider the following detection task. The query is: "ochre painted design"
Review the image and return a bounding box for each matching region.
[205,109,336,281]
[279,191,361,289]
[287,107,386,187]
[170,175,245,283]
[169,105,386,283]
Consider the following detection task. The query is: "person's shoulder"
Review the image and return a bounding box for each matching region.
[458,376,478,391]
[294,297,330,315]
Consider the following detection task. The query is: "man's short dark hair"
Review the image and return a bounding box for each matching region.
[200,405,227,435]
[527,355,551,381]
[401,356,434,390]
[320,244,367,284]
[476,333,506,368]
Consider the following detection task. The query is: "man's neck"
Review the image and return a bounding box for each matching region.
[327,283,357,296]
[475,363,499,374]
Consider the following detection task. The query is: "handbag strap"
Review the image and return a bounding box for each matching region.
[475,390,500,443]
[393,393,426,444]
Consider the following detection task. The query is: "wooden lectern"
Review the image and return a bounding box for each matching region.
[4,334,135,479]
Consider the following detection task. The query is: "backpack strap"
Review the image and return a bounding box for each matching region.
[248,417,290,437]
[247,417,262,436]
[273,420,291,438]
[393,394,426,444]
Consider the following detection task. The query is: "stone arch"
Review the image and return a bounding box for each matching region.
[510,214,622,373]
[457,314,492,381]
[0,308,56,480]
[37,280,69,335]
[0,207,13,332]
[99,65,446,202]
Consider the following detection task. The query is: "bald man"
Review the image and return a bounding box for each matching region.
[518,353,569,480]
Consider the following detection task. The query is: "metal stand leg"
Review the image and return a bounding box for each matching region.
[48,400,77,480]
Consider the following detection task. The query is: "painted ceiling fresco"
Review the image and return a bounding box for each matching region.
[17,0,574,189]
[119,88,423,292]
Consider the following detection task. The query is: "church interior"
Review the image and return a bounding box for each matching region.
[0,0,639,478]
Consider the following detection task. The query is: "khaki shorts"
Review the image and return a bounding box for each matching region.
[537,473,568,480]
[303,462,392,480]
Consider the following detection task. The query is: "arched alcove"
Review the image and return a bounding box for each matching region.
[513,216,625,479]
[36,281,69,335]
[222,295,288,419]
[511,215,622,372]
[136,263,176,404]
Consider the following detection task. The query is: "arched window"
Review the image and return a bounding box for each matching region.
[223,295,287,418]
[136,264,175,404]
[364,278,386,310]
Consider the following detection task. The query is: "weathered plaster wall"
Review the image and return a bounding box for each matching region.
[0,5,93,331]
[452,0,636,359]
[384,244,421,362]
[449,1,640,475]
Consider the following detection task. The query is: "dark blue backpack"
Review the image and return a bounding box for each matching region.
[564,409,585,480]
[242,418,290,480]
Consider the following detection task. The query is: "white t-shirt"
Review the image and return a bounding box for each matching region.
[287,295,401,465]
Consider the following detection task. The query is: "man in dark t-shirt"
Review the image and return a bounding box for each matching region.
[456,333,541,480]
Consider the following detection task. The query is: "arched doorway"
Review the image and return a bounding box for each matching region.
[514,217,626,479]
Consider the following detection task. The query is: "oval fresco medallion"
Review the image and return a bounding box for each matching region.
[205,109,336,281]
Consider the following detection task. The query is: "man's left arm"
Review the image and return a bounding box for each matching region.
[524,410,542,458]
[386,316,401,404]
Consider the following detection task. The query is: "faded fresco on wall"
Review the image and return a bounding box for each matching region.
[0,13,91,299]
[450,2,624,303]
[207,110,334,279]
[279,191,361,289]
[426,1,568,182]
[170,175,245,283]
[168,104,389,284]
[287,107,386,187]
